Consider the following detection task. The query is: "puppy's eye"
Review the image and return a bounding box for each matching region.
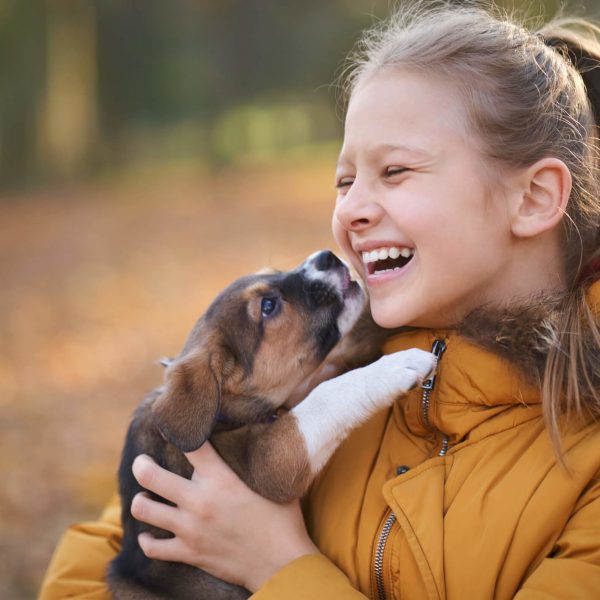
[261,297,280,318]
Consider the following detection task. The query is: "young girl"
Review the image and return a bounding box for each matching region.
[41,4,600,598]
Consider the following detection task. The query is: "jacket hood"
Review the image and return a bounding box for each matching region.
[457,279,600,388]
[382,279,600,445]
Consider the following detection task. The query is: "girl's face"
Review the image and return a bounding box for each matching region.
[332,70,521,329]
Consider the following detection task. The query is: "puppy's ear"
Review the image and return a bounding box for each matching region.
[151,350,221,452]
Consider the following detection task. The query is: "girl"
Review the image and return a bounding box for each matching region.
[41,3,600,598]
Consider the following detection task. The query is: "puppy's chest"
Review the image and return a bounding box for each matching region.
[210,424,271,483]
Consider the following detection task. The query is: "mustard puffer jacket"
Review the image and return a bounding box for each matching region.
[40,283,600,599]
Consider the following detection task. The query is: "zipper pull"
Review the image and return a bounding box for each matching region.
[421,339,446,391]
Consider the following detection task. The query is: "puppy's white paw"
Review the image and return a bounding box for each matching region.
[369,349,436,395]
[394,348,437,380]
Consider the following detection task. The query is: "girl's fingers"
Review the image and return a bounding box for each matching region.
[185,442,236,482]
[130,492,179,533]
[132,455,189,504]
[138,532,188,563]
[185,441,222,471]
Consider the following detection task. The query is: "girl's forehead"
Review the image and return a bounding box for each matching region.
[341,70,469,158]
[349,69,457,110]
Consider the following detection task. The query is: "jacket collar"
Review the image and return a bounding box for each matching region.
[381,280,600,444]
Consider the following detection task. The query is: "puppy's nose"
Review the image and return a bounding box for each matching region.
[309,250,344,272]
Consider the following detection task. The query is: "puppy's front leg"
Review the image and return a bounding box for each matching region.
[230,349,435,503]
[292,348,435,474]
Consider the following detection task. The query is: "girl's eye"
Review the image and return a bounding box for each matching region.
[385,167,408,177]
[261,297,280,318]
[335,176,355,190]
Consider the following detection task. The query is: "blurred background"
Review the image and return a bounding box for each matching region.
[0,0,587,597]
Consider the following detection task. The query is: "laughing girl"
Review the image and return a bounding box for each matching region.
[41,3,600,598]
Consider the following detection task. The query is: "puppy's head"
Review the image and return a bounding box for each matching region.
[152,250,364,452]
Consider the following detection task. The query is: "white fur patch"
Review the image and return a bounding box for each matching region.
[292,349,436,473]
[337,288,365,336]
[301,251,346,289]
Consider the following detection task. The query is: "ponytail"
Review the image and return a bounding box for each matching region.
[538,21,600,451]
[539,19,600,449]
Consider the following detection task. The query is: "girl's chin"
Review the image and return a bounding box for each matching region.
[369,303,413,329]
[371,304,458,330]
[369,296,439,329]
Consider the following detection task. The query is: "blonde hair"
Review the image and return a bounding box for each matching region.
[341,1,600,448]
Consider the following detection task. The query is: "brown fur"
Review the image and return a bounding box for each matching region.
[211,417,311,503]
[458,294,560,384]
[457,286,600,403]
[457,292,563,386]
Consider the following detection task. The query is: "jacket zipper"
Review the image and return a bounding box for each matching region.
[421,339,449,456]
[373,511,397,600]
[372,338,447,600]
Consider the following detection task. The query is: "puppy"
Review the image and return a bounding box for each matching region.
[108,250,434,599]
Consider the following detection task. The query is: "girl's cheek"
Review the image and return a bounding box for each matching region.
[331,212,349,246]
[331,217,354,258]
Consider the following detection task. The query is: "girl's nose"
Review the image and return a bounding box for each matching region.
[333,185,383,232]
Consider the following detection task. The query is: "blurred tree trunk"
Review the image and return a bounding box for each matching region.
[38,0,98,179]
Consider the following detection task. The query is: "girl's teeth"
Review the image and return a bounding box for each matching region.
[361,246,414,264]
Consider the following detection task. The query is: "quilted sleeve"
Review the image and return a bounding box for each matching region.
[38,496,122,600]
[251,553,368,599]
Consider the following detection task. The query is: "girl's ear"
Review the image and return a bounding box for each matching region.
[509,157,572,238]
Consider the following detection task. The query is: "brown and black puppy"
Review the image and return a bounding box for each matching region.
[108,250,434,600]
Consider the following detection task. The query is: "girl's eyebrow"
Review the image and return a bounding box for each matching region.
[337,142,432,168]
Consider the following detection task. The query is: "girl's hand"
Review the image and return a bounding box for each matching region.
[130,443,319,592]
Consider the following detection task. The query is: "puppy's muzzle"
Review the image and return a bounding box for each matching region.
[300,250,360,300]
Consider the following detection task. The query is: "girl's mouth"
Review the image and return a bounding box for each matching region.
[361,246,415,275]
